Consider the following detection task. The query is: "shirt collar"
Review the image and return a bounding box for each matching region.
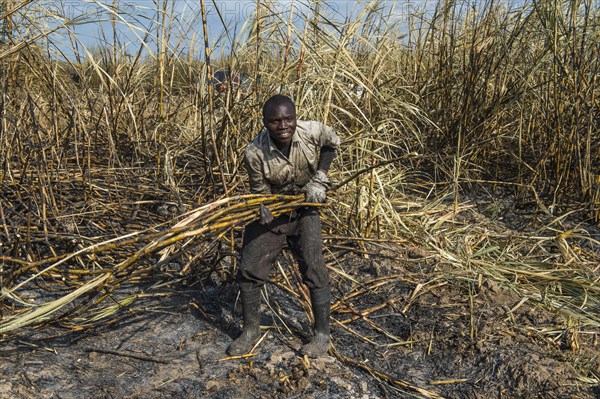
[265,128,300,153]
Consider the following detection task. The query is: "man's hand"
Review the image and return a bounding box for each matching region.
[301,170,331,203]
[259,203,274,225]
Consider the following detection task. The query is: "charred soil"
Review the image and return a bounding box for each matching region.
[1,244,598,399]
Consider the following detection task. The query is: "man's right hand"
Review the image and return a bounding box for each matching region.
[259,203,274,225]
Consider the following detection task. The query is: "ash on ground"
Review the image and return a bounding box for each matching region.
[1,246,598,399]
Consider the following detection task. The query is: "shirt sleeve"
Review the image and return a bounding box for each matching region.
[317,123,341,148]
[244,146,272,194]
[317,146,336,172]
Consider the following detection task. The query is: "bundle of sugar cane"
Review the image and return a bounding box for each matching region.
[0,194,311,335]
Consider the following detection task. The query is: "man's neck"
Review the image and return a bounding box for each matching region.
[277,142,291,158]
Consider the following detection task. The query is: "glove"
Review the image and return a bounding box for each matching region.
[301,170,331,203]
[259,203,274,225]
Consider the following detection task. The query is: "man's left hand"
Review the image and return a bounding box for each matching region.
[259,203,274,225]
[301,170,331,203]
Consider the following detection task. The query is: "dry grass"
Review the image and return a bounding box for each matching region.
[1,0,599,396]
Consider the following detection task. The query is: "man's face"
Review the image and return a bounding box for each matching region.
[263,103,297,147]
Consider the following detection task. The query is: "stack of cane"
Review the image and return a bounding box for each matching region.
[0,194,309,335]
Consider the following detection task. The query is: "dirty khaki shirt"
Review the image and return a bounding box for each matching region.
[244,120,341,194]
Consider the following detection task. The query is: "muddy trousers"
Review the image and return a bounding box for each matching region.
[237,207,330,293]
[227,208,331,356]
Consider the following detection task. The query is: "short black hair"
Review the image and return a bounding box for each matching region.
[262,95,295,118]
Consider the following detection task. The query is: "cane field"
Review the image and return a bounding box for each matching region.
[0,0,599,398]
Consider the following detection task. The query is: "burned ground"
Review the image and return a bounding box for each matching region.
[1,235,598,399]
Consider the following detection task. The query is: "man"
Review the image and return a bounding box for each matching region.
[227,94,340,357]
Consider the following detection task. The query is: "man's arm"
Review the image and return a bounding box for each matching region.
[244,148,271,194]
[302,146,335,203]
[316,123,341,170]
[318,146,336,173]
[244,147,275,224]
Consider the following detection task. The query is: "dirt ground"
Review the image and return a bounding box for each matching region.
[1,239,599,399]
[1,186,599,399]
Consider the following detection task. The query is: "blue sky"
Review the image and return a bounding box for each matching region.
[10,1,438,59]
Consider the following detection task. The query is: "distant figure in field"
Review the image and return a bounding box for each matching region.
[227,94,340,357]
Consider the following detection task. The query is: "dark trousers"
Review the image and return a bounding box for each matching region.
[238,207,329,292]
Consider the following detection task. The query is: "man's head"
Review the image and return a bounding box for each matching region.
[263,95,297,148]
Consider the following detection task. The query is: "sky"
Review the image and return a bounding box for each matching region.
[7,1,446,59]
[5,1,373,58]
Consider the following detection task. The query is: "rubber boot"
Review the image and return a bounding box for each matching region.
[226,288,262,356]
[300,287,331,357]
